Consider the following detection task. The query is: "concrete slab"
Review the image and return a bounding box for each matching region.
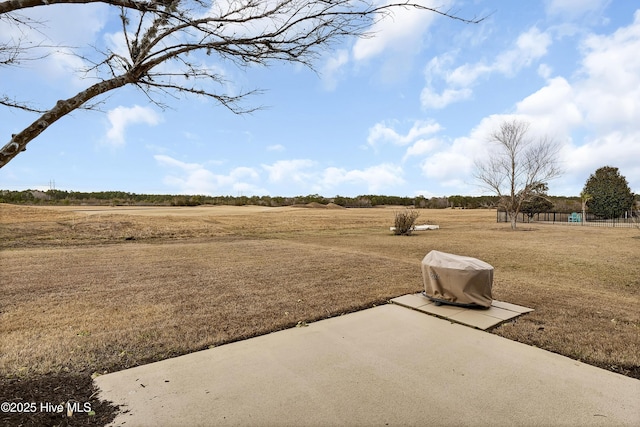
[414,301,467,317]
[479,305,527,320]
[389,293,432,309]
[391,293,533,330]
[95,304,640,427]
[491,300,535,314]
[447,309,513,329]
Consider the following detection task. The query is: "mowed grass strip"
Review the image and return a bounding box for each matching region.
[1,204,639,381]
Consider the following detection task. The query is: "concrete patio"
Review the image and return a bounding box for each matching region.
[95,303,640,426]
[391,293,534,330]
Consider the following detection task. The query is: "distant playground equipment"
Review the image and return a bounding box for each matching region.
[568,212,582,223]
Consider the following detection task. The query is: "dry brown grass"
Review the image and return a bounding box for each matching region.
[1,203,639,383]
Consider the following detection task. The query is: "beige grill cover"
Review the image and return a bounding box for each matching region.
[421,250,493,308]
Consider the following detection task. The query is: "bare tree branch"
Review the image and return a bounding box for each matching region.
[0,12,52,66]
[0,96,48,113]
[0,0,162,14]
[1,0,487,168]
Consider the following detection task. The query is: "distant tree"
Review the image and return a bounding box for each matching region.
[582,166,634,219]
[414,195,427,208]
[354,197,372,208]
[548,196,580,213]
[332,196,347,207]
[520,183,553,221]
[431,197,450,209]
[475,119,562,230]
[478,195,499,208]
[0,1,483,167]
[449,195,467,208]
[580,190,592,223]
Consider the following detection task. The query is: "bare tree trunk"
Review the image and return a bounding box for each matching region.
[0,75,130,167]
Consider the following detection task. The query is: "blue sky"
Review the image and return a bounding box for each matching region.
[1,0,639,198]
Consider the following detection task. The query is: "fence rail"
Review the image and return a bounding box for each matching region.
[497,211,639,228]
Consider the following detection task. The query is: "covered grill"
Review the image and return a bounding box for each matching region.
[421,250,493,308]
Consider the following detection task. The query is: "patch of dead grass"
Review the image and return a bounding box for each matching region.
[1,237,418,378]
[1,204,638,382]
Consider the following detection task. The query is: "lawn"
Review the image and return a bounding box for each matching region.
[1,203,638,426]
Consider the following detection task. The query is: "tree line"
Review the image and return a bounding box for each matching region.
[0,189,592,212]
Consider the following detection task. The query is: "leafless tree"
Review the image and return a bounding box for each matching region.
[475,119,562,230]
[0,0,484,168]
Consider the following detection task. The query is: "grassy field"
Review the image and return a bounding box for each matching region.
[1,203,639,425]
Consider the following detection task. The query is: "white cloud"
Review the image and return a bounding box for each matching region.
[258,159,406,194]
[183,132,200,141]
[267,144,285,152]
[321,49,350,90]
[420,86,472,110]
[423,52,457,83]
[423,8,640,196]
[321,164,405,193]
[262,159,317,184]
[574,13,640,132]
[419,136,485,186]
[316,0,453,88]
[0,4,108,86]
[561,132,640,181]
[422,27,552,109]
[515,76,583,135]
[0,4,107,50]
[494,27,552,75]
[155,155,200,171]
[403,138,442,161]
[444,62,493,88]
[103,31,130,72]
[506,11,640,193]
[367,120,442,148]
[352,0,450,62]
[105,105,161,146]
[155,155,262,195]
[155,155,216,194]
[412,114,523,195]
[44,49,90,82]
[545,0,610,18]
[537,64,553,79]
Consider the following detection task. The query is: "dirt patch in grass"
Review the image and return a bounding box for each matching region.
[1,204,638,425]
[0,372,117,427]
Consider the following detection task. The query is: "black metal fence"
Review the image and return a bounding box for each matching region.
[496,210,639,228]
